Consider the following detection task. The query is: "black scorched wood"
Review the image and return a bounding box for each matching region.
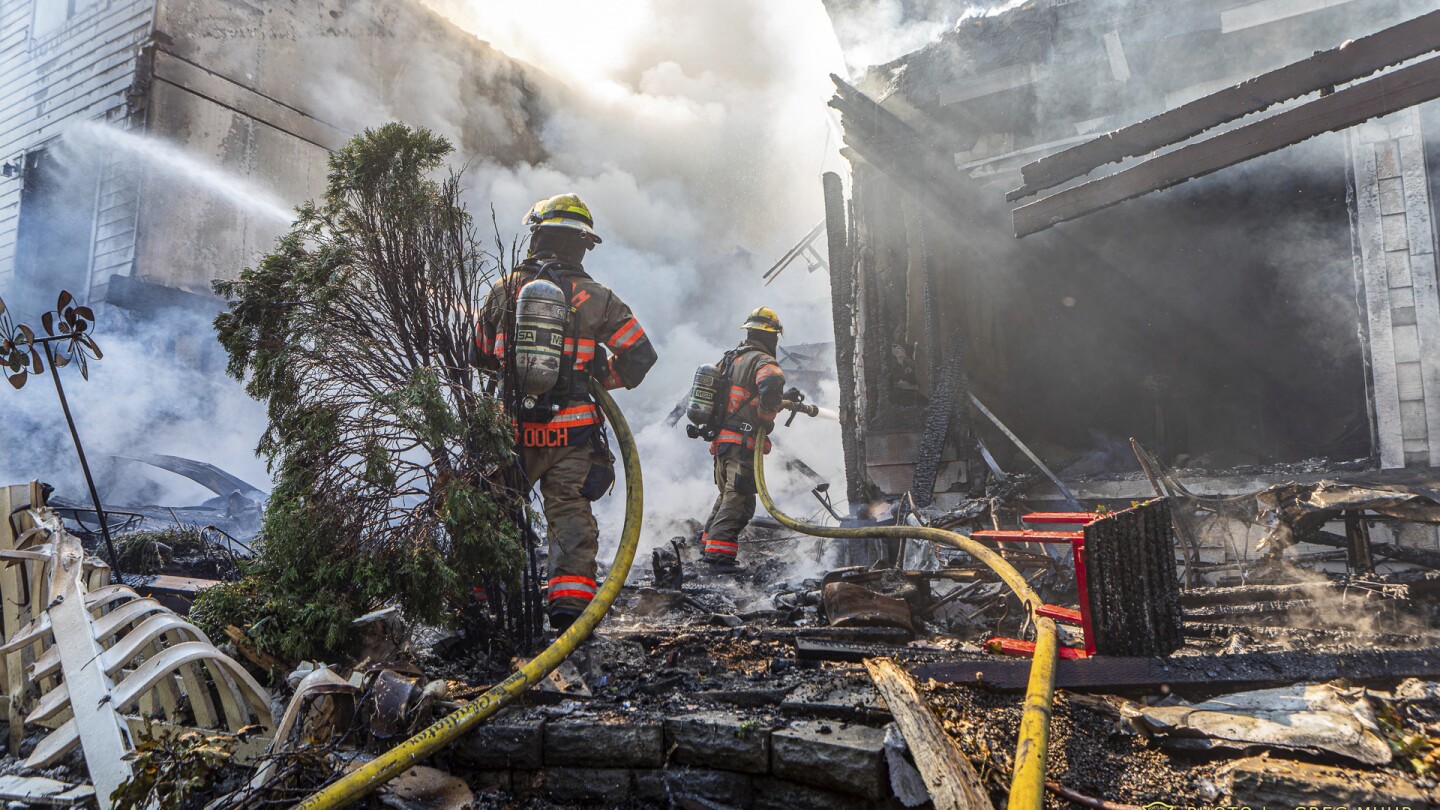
[910,645,1440,691]
[1009,10,1440,200]
[1013,54,1440,237]
[1084,499,1185,657]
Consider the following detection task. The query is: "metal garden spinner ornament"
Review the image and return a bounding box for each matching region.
[0,289,121,576]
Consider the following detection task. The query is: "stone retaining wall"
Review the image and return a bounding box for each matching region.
[453,709,901,808]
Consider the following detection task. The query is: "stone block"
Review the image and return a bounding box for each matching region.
[1380,177,1406,216]
[1376,140,1402,179]
[666,711,771,773]
[1387,251,1413,287]
[633,769,667,802]
[752,775,872,810]
[1398,361,1424,400]
[454,716,543,769]
[466,770,510,793]
[545,717,665,767]
[541,766,632,803]
[510,770,543,798]
[770,721,886,799]
[1383,214,1410,252]
[1394,323,1422,363]
[664,767,754,808]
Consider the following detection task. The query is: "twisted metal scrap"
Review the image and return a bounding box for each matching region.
[0,508,273,809]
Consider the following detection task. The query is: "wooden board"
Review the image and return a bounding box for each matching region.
[865,658,993,810]
[0,774,95,807]
[1010,9,1440,199]
[1013,55,1440,237]
[910,645,1440,691]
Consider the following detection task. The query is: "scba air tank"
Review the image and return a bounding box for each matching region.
[686,363,726,428]
[514,280,569,409]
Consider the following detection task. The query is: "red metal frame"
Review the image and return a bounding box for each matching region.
[985,637,1088,660]
[1035,604,1082,624]
[973,511,1100,658]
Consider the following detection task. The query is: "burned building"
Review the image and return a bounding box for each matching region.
[821,0,1440,531]
[0,0,548,325]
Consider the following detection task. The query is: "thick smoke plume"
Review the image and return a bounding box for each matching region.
[3,3,860,569]
[0,305,270,508]
[300,1,857,551]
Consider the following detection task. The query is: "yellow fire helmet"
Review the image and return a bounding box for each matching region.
[524,193,602,244]
[742,306,783,335]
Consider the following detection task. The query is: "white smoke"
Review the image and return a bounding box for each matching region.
[0,306,270,508]
[62,121,293,227]
[825,0,1030,75]
[303,1,856,551]
[4,3,861,567]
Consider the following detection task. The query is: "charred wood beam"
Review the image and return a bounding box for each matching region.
[911,645,1440,691]
[824,171,866,508]
[1013,54,1440,237]
[1182,580,1361,606]
[1182,598,1318,620]
[830,76,974,223]
[910,328,965,508]
[1183,621,1426,648]
[1009,10,1440,200]
[796,637,982,664]
[1303,529,1440,569]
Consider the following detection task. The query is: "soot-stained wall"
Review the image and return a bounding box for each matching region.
[828,0,1429,503]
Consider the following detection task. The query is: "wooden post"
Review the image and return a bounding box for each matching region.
[865,657,994,810]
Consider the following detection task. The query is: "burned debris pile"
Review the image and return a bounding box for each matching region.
[7,1,1440,807]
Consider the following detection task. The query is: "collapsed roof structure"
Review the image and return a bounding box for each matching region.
[820,0,1440,543]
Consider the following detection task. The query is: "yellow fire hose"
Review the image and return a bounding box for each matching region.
[752,424,1058,810]
[292,383,642,810]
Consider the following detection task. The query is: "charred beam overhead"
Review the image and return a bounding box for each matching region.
[1008,10,1440,201]
[1013,53,1440,237]
[830,76,1329,408]
[828,75,972,220]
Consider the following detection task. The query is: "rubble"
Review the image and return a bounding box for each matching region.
[6,3,1440,809]
[1103,684,1392,765]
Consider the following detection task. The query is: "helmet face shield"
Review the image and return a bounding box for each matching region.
[525,194,602,243]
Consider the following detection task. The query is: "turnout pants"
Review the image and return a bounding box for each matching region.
[702,444,757,560]
[520,443,603,614]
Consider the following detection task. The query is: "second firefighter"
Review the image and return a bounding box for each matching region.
[699,307,787,566]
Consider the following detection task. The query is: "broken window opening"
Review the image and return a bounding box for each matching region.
[31,0,94,38]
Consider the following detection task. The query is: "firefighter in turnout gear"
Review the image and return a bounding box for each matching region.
[700,307,787,566]
[474,194,657,632]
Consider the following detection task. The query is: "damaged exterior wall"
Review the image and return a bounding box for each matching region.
[0,0,155,308]
[0,0,550,312]
[826,0,1440,511]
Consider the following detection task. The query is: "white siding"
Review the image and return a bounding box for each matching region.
[0,0,155,295]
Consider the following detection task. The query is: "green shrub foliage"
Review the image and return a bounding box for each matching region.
[199,123,523,661]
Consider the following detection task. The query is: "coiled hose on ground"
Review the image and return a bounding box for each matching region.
[752,424,1058,810]
[292,383,643,810]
